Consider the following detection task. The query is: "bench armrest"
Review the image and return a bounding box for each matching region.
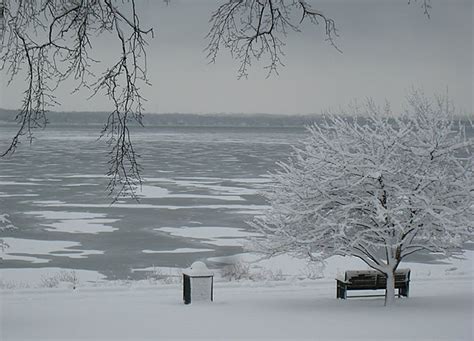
[335,278,350,285]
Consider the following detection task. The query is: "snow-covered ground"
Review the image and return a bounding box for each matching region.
[1,276,472,340]
[1,251,473,340]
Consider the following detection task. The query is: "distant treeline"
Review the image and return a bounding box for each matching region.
[0,109,324,127]
[2,109,471,129]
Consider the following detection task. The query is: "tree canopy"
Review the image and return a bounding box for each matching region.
[249,91,473,305]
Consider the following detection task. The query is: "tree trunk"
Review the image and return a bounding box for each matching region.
[384,269,395,306]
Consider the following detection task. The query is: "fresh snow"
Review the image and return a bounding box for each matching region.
[1,276,472,340]
[0,268,106,288]
[1,251,473,340]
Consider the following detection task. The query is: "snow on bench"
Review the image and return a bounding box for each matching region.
[336,269,410,299]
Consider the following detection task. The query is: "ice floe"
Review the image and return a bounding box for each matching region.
[142,248,214,254]
[138,185,245,201]
[155,226,261,247]
[23,211,118,234]
[1,237,104,263]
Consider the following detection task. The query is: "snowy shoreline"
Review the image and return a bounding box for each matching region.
[2,250,472,289]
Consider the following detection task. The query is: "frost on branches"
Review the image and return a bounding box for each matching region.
[250,92,473,305]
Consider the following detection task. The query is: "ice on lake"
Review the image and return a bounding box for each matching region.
[0,126,302,280]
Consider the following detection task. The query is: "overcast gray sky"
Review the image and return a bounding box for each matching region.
[1,0,472,115]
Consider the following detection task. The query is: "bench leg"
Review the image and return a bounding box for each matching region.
[398,284,409,298]
[336,286,346,299]
[401,284,409,297]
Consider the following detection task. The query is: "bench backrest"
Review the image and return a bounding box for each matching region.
[345,269,410,288]
[344,271,377,288]
[376,269,410,287]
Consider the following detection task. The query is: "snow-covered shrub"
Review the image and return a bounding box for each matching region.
[259,268,285,281]
[0,279,31,290]
[0,213,16,252]
[221,261,286,282]
[146,267,181,285]
[0,239,8,252]
[39,276,61,288]
[299,263,324,280]
[221,261,252,281]
[39,270,79,289]
[0,214,14,231]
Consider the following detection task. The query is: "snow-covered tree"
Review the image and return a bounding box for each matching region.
[250,92,473,305]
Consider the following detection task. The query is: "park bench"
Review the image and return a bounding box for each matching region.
[336,268,410,299]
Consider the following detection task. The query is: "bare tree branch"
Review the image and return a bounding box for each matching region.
[205,0,340,79]
[0,0,153,199]
[409,0,432,18]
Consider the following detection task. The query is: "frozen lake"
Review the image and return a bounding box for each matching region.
[0,125,305,279]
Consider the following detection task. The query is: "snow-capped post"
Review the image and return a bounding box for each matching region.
[182,261,214,305]
[249,90,473,307]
